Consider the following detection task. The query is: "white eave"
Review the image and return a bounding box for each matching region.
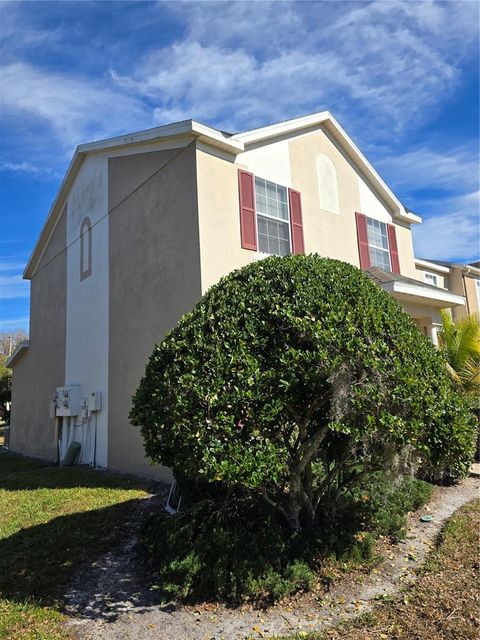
[233,111,421,226]
[414,258,451,274]
[381,280,465,308]
[24,111,421,279]
[5,341,30,368]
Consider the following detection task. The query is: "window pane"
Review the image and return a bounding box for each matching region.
[370,247,391,271]
[257,214,290,256]
[277,185,287,203]
[266,180,277,199]
[255,177,266,198]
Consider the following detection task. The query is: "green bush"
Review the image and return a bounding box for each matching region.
[132,255,474,531]
[353,473,433,538]
[142,472,432,604]
[132,255,474,602]
[142,494,315,604]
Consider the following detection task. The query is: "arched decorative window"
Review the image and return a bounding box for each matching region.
[80,216,92,281]
[316,154,340,214]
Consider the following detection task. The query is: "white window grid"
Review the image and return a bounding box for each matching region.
[424,272,438,287]
[254,177,292,256]
[366,217,391,271]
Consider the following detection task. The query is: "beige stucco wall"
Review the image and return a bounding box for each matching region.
[288,129,418,278]
[9,209,67,461]
[196,128,418,288]
[414,267,447,289]
[107,143,202,481]
[464,275,480,317]
[196,146,253,292]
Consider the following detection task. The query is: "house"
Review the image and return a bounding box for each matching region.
[6,111,466,481]
[414,258,480,322]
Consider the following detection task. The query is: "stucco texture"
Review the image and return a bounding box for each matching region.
[107,143,202,481]
[9,209,67,461]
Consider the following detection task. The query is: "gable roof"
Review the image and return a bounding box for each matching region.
[24,111,421,279]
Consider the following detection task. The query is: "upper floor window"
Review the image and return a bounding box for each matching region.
[254,177,291,256]
[366,217,391,271]
[80,216,92,281]
[424,272,438,287]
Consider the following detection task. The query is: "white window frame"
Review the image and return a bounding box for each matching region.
[366,216,391,271]
[254,176,292,257]
[475,279,480,308]
[423,272,438,287]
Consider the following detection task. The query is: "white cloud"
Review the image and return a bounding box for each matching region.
[378,146,480,195]
[0,316,29,332]
[0,257,29,299]
[138,0,478,136]
[0,62,151,149]
[413,191,480,262]
[0,160,58,178]
[0,273,29,300]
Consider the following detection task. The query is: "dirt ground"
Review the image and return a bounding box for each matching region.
[66,477,480,640]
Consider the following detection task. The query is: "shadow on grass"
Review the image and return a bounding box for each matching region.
[0,451,171,621]
[0,496,171,621]
[0,450,159,492]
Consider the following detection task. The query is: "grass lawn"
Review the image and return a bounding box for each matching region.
[286,499,480,640]
[0,451,151,640]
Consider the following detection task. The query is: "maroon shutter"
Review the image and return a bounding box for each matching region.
[238,169,257,250]
[288,189,305,254]
[387,224,400,274]
[355,212,370,269]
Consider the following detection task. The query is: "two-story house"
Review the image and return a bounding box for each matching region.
[6,112,465,480]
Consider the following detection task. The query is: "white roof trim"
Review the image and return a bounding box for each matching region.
[381,281,465,308]
[24,111,422,278]
[414,258,451,274]
[6,341,30,368]
[234,112,421,226]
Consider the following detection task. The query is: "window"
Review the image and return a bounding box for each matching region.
[254,177,291,256]
[366,217,391,271]
[80,216,92,281]
[476,279,480,307]
[424,272,438,287]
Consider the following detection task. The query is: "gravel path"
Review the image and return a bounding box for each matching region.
[66,476,479,640]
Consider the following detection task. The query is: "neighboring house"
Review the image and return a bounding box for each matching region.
[6,111,466,480]
[415,258,480,322]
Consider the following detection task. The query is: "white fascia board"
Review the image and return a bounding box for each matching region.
[414,258,451,274]
[78,120,244,155]
[23,151,84,279]
[234,111,421,226]
[24,121,244,279]
[6,341,30,368]
[381,281,465,308]
[232,111,332,144]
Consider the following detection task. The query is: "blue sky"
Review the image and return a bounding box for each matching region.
[1,0,479,333]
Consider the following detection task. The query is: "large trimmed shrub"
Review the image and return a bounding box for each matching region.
[131,256,474,533]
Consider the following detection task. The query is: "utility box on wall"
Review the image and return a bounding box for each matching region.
[55,386,82,417]
[87,391,102,412]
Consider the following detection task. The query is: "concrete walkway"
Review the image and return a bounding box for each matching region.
[67,476,480,640]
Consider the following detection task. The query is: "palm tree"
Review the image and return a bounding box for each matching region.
[438,311,480,396]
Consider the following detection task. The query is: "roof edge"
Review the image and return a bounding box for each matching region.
[6,341,30,368]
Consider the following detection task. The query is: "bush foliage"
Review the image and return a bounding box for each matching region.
[131,255,474,602]
[132,256,474,525]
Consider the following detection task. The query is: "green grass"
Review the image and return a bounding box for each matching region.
[0,451,152,640]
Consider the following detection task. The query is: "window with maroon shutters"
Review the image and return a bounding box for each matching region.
[356,212,400,274]
[238,169,304,256]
